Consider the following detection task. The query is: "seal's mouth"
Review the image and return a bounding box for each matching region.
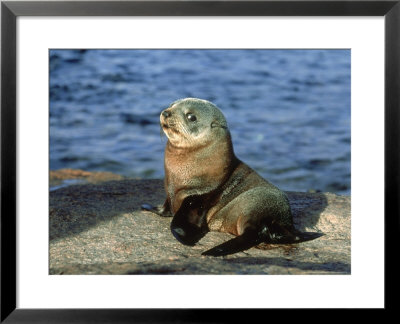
[161,122,179,134]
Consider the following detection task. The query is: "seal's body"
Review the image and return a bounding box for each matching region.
[142,98,316,256]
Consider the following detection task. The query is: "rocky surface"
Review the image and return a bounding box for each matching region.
[49,174,351,275]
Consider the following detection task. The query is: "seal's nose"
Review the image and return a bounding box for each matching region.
[162,110,171,118]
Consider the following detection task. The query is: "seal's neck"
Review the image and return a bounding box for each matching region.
[165,136,235,164]
[164,136,237,213]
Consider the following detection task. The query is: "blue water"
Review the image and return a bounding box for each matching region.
[50,49,351,195]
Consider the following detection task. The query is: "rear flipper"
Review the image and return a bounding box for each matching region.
[141,200,172,217]
[202,227,265,257]
[291,231,324,243]
[202,224,323,257]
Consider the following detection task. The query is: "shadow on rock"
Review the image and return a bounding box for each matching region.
[49,179,164,241]
[286,191,328,233]
[225,256,350,274]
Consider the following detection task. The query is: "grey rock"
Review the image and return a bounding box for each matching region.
[49,179,350,275]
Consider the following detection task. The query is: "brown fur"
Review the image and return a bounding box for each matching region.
[160,98,294,237]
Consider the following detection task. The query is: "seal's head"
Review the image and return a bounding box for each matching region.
[160,98,228,148]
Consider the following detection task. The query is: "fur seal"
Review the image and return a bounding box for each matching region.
[142,98,320,256]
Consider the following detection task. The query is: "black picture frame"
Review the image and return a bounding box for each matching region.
[1,0,398,321]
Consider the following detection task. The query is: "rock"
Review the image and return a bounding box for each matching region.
[49,178,351,275]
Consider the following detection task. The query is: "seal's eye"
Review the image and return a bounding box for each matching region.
[186,113,197,122]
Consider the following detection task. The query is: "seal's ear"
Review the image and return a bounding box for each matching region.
[211,120,227,129]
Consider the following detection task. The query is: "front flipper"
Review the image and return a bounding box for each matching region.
[141,200,172,217]
[202,227,264,257]
[170,195,209,246]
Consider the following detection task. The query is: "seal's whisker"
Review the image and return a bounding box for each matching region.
[177,119,187,137]
[159,125,167,141]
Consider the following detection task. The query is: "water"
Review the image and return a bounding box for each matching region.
[50,49,351,195]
